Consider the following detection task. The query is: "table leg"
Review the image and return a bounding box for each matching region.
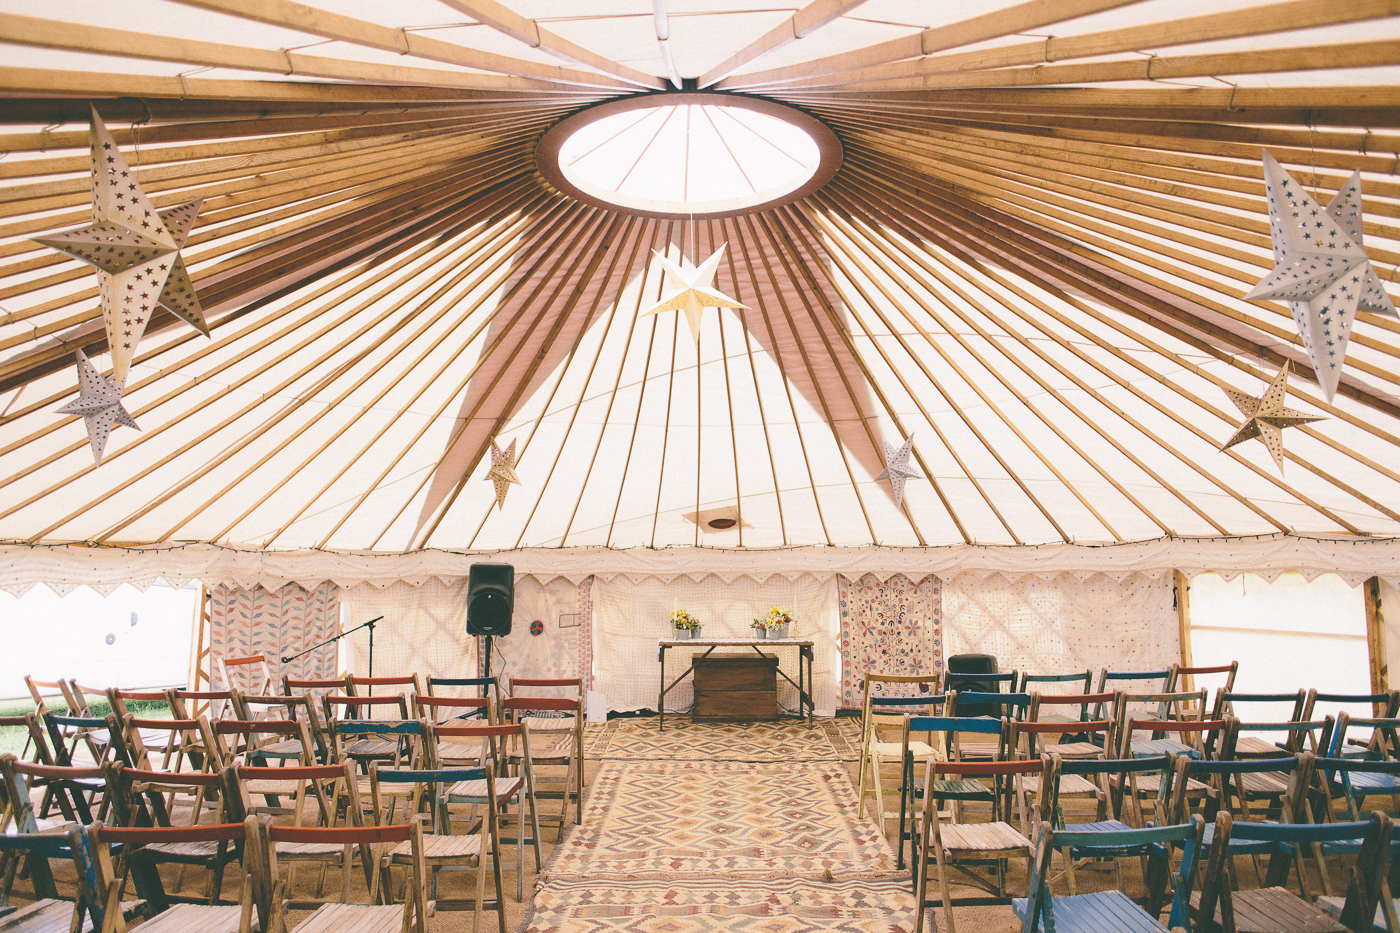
[658,646,666,732]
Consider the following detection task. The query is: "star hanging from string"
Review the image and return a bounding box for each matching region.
[641,243,747,341]
[55,350,139,465]
[1245,150,1397,402]
[485,437,521,510]
[1220,363,1323,473]
[875,434,921,507]
[32,106,208,387]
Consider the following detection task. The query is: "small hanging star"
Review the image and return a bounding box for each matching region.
[1245,151,1397,402]
[55,350,139,465]
[1220,363,1323,473]
[875,435,921,507]
[485,437,521,510]
[32,107,207,387]
[641,243,747,341]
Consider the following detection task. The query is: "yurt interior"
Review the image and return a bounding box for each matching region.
[3,2,1400,931]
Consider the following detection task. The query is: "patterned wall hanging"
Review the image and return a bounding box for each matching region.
[1246,150,1396,402]
[837,573,942,708]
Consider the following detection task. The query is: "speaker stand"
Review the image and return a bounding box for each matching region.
[482,634,494,698]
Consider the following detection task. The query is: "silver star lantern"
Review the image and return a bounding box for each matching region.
[33,107,207,386]
[875,434,921,507]
[1220,363,1323,473]
[485,437,521,510]
[641,243,747,341]
[56,350,139,465]
[1245,150,1397,402]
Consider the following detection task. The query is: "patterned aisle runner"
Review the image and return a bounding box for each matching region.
[585,717,862,762]
[523,733,920,932]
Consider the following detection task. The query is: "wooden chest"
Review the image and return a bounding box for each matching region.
[693,653,778,722]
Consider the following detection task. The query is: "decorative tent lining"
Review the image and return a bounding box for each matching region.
[1,533,1396,596]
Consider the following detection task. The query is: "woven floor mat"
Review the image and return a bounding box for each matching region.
[584,717,862,761]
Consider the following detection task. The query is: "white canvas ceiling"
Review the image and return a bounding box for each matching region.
[0,0,1397,558]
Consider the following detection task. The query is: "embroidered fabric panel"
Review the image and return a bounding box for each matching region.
[210,581,340,691]
[941,571,1177,678]
[837,573,943,709]
[342,578,475,685]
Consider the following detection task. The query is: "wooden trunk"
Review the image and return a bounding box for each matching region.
[693,653,779,722]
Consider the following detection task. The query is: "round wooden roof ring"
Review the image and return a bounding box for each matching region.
[537,92,843,220]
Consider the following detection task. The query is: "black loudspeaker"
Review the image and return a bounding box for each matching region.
[466,563,514,636]
[946,653,999,718]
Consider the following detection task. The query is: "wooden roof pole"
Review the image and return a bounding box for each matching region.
[720,217,790,546]
[440,0,665,89]
[647,220,686,548]
[698,0,870,88]
[558,219,667,546]
[789,201,1076,542]
[836,175,1379,532]
[715,0,1147,89]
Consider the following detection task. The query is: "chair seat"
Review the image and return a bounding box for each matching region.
[276,840,352,858]
[142,839,224,861]
[1122,774,1208,795]
[1317,894,1400,933]
[924,778,994,800]
[132,903,245,933]
[242,780,306,798]
[1048,741,1103,759]
[874,740,936,758]
[1201,821,1278,854]
[447,776,523,802]
[0,898,74,933]
[939,820,1030,855]
[521,716,575,732]
[1234,736,1290,758]
[1024,774,1097,796]
[1341,772,1400,793]
[434,743,483,762]
[253,739,307,758]
[1238,770,1292,796]
[289,903,405,933]
[955,741,999,759]
[1131,739,1198,758]
[343,739,398,758]
[391,833,481,861]
[1013,889,1168,933]
[1199,887,1345,933]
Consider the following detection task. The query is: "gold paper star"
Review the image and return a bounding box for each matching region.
[32,107,207,386]
[55,350,139,465]
[641,243,746,341]
[1220,363,1323,473]
[485,438,521,510]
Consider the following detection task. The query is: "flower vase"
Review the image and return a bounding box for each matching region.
[675,627,698,640]
[770,623,789,639]
[753,628,767,640]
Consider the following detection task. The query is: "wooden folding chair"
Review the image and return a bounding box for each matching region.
[1016,671,1093,696]
[1091,668,1173,721]
[216,655,273,697]
[167,687,237,725]
[0,823,105,932]
[501,681,584,834]
[213,719,317,770]
[1013,814,1209,933]
[323,696,416,770]
[87,819,259,933]
[230,692,328,764]
[427,676,501,708]
[370,763,506,931]
[913,754,1053,933]
[1027,692,1119,756]
[259,818,429,933]
[855,672,943,823]
[431,722,543,902]
[347,674,421,700]
[0,756,108,911]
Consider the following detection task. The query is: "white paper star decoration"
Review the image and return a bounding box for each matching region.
[641,243,747,341]
[55,350,139,465]
[875,435,921,507]
[1245,150,1397,402]
[1220,363,1323,473]
[33,107,208,387]
[485,438,521,510]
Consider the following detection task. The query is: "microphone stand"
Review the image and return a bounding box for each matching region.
[282,616,383,694]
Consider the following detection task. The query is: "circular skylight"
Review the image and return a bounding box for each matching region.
[537,93,842,218]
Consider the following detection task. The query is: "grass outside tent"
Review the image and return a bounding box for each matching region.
[0,695,172,756]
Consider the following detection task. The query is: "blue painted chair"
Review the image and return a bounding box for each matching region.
[1322,715,1400,813]
[1013,813,1210,933]
[1016,671,1093,696]
[427,675,501,709]
[1050,754,1175,895]
[0,823,104,931]
[899,715,1005,873]
[370,763,506,932]
[1209,812,1394,933]
[324,700,420,769]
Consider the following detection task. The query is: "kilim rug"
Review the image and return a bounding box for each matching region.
[521,874,919,932]
[544,760,893,876]
[585,717,863,761]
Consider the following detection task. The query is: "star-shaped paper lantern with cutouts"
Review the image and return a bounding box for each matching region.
[641,243,746,341]
[1245,150,1397,402]
[875,435,921,507]
[55,350,138,465]
[32,107,207,386]
[485,438,521,510]
[1220,363,1323,473]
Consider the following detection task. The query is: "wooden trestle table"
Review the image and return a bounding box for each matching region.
[656,637,815,731]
